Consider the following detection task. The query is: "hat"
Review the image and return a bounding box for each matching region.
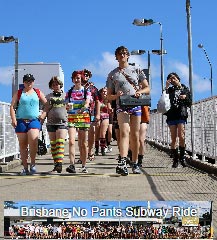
[23,74,35,82]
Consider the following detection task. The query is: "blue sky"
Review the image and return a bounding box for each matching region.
[0,0,216,109]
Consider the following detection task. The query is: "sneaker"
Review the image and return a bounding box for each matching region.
[51,162,62,173]
[88,153,95,161]
[138,155,143,167]
[101,147,106,156]
[138,159,142,167]
[172,160,178,168]
[132,164,141,174]
[76,159,82,164]
[104,146,108,153]
[116,157,128,176]
[20,168,30,176]
[126,158,133,166]
[81,166,88,173]
[180,159,186,167]
[95,149,99,156]
[107,145,113,153]
[116,155,121,161]
[30,165,37,174]
[66,164,76,173]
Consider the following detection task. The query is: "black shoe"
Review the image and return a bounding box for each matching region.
[51,162,62,173]
[101,147,106,156]
[180,159,186,167]
[138,155,143,167]
[95,149,99,156]
[172,161,178,168]
[116,158,128,176]
[126,158,133,167]
[66,164,76,173]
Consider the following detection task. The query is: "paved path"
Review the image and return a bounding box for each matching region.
[0,141,216,239]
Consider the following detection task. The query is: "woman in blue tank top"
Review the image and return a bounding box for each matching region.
[10,74,47,175]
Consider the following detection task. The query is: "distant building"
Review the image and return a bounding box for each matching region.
[18,62,64,94]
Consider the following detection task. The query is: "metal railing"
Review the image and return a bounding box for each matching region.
[0,102,19,162]
[147,96,217,163]
[0,102,50,163]
[1,96,217,164]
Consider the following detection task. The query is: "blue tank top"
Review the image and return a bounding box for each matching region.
[16,91,40,119]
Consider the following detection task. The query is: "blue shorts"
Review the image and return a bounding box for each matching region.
[167,119,186,126]
[116,106,142,116]
[15,119,41,133]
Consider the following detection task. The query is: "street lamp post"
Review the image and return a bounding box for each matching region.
[131,49,151,88]
[0,36,19,96]
[198,43,213,97]
[133,18,165,92]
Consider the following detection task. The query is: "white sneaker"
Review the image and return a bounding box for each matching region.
[20,168,30,176]
[107,145,113,153]
[81,166,88,173]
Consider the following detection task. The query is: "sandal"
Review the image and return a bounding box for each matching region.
[88,153,95,161]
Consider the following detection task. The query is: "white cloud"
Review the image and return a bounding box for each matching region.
[84,53,210,97]
[0,66,14,85]
[85,52,116,78]
[167,60,210,92]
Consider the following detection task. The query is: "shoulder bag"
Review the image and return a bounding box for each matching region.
[119,70,151,107]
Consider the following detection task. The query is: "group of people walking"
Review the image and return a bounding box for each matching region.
[10,45,192,176]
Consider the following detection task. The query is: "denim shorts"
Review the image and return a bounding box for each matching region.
[47,124,68,132]
[15,119,41,133]
[167,119,186,126]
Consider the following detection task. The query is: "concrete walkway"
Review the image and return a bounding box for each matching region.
[0,141,216,239]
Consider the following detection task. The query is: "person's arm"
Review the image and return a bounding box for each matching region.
[135,79,150,97]
[107,87,123,101]
[10,92,18,128]
[94,99,100,122]
[39,91,47,105]
[38,91,48,123]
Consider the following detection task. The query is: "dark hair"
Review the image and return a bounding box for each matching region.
[115,46,130,57]
[83,69,92,78]
[23,74,35,82]
[71,70,85,81]
[48,76,63,89]
[167,72,180,81]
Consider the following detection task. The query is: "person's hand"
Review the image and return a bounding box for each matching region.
[117,91,123,97]
[135,91,142,98]
[179,94,186,99]
[11,120,17,128]
[94,116,100,126]
[165,79,171,89]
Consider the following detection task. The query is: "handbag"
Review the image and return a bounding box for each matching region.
[119,70,151,107]
[157,90,171,114]
[37,131,47,155]
[119,94,151,107]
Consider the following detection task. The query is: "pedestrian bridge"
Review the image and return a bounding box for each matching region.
[0,95,217,165]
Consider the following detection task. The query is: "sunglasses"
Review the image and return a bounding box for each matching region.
[118,51,129,56]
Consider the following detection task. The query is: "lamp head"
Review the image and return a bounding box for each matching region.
[132,18,154,26]
[131,50,146,55]
[198,43,203,48]
[0,36,15,43]
[152,49,167,55]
